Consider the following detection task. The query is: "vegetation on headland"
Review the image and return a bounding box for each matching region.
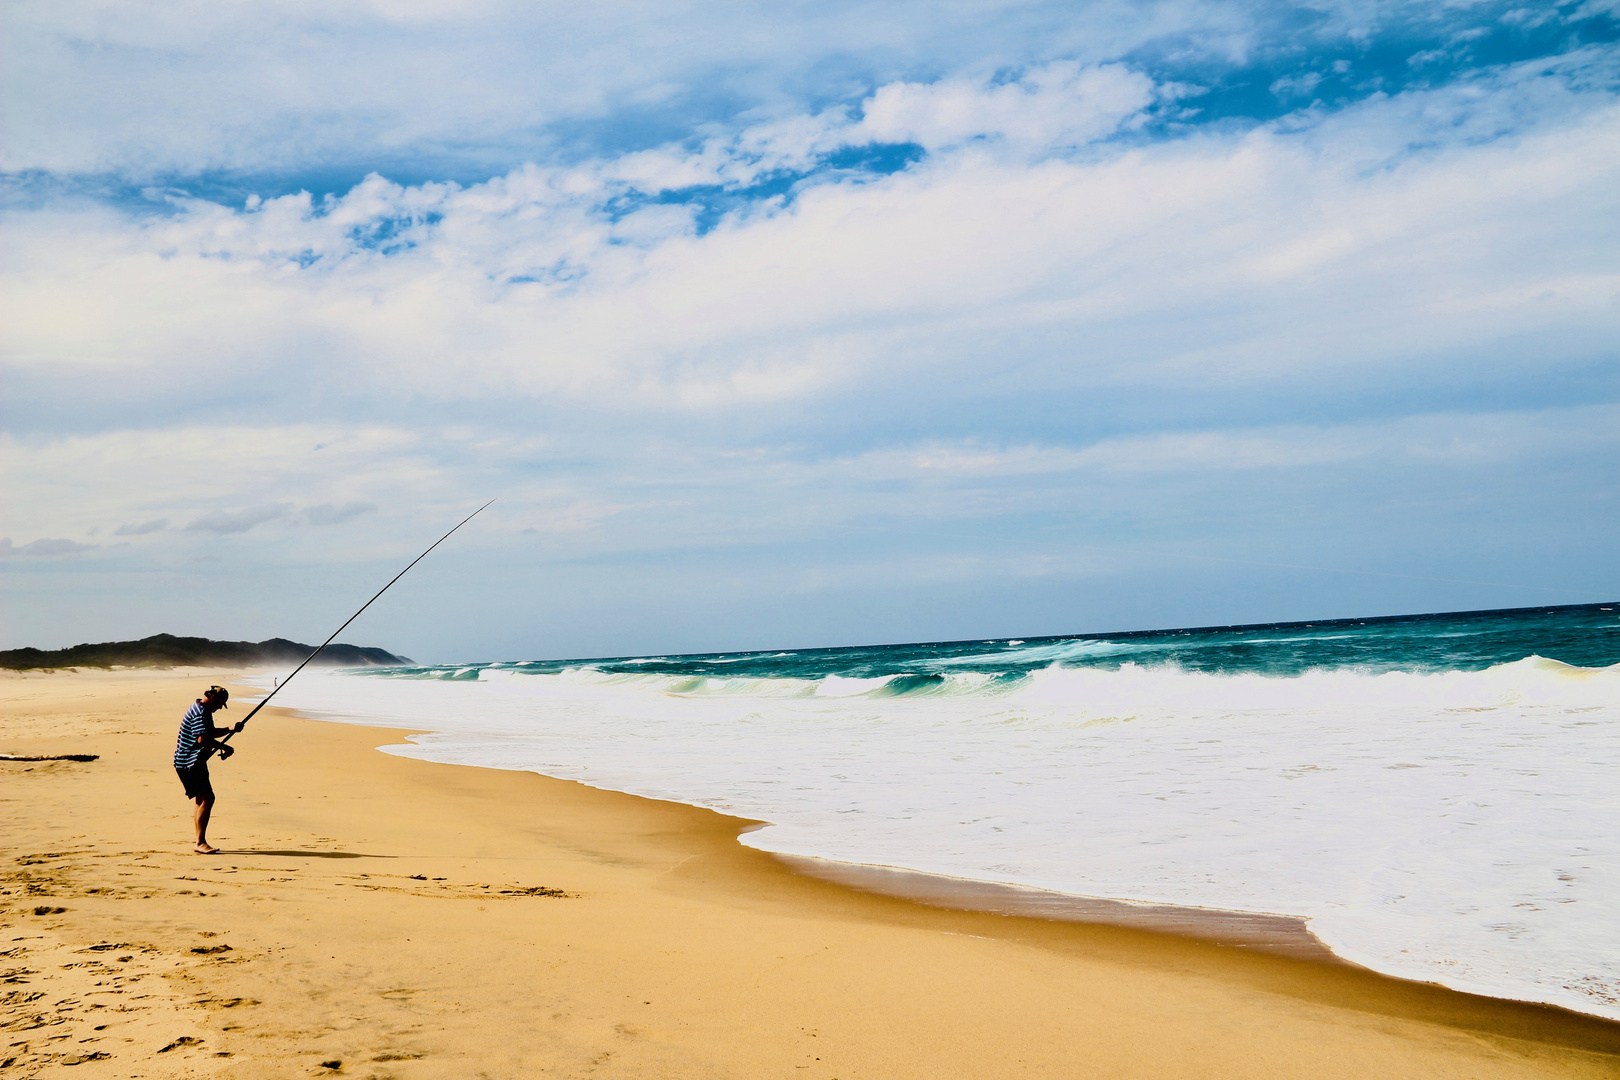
[0,633,411,671]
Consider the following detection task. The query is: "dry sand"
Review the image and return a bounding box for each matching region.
[3,668,1618,1079]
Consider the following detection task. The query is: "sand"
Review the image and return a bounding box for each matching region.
[3,669,1618,1079]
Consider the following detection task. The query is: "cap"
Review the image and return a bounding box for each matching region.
[205,685,230,707]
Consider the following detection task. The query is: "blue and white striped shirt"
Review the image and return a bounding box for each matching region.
[174,702,211,769]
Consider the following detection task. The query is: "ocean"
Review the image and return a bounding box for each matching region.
[246,601,1620,1020]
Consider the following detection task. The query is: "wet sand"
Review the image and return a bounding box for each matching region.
[4,668,1618,1079]
[773,855,1341,962]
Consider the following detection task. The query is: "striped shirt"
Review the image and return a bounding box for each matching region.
[174,702,211,769]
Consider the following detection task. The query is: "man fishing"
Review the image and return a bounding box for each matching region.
[168,502,493,854]
[174,685,244,854]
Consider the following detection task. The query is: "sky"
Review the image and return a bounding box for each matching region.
[3,0,1618,663]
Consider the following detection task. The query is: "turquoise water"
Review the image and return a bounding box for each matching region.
[376,600,1620,683]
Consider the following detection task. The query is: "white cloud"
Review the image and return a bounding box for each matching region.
[0,423,621,572]
[0,0,1279,177]
[114,518,169,535]
[13,405,1609,556]
[0,425,445,547]
[833,406,1620,497]
[8,59,1616,424]
[305,501,378,525]
[184,503,294,534]
[2,401,1615,653]
[1269,71,1323,99]
[0,537,99,558]
[852,62,1156,152]
[885,429,1368,478]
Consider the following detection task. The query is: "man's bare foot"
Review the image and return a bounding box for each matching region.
[194,843,219,854]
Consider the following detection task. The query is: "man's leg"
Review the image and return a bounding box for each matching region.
[193,795,217,854]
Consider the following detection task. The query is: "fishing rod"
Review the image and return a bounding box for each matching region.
[217,499,495,750]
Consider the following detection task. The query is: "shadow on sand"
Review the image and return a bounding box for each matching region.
[216,849,396,859]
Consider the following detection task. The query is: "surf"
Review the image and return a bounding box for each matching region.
[245,601,1620,1021]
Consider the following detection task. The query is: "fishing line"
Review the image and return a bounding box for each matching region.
[217,499,495,750]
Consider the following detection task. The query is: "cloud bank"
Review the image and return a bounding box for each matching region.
[3,0,1617,659]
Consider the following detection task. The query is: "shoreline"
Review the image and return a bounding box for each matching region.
[769,853,1342,963]
[237,646,1620,1027]
[313,705,1343,964]
[5,668,1619,1078]
[273,674,1610,1014]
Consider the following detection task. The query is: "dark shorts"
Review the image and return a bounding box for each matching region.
[176,762,213,801]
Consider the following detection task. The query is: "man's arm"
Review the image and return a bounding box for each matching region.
[196,723,244,757]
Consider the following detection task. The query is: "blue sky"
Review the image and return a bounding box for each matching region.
[4,0,1618,662]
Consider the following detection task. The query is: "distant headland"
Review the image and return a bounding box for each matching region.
[0,633,411,671]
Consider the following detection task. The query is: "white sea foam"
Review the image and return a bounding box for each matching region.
[246,656,1620,1019]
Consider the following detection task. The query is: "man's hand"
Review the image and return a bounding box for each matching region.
[232,721,245,733]
[218,745,235,760]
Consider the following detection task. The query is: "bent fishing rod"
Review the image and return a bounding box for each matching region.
[217,499,494,751]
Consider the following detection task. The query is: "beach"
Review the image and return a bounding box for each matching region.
[4,668,1618,1079]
